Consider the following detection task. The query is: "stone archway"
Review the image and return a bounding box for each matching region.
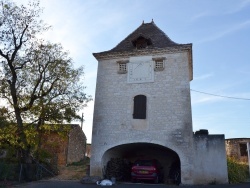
[101,142,181,184]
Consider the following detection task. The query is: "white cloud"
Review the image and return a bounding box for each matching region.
[191,87,250,105]
[194,73,214,80]
[190,11,211,22]
[191,94,225,105]
[197,20,250,43]
[224,0,250,14]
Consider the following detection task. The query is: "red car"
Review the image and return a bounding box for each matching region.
[131,159,163,183]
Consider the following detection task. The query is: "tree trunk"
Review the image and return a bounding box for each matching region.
[36,117,43,161]
[14,106,31,164]
[9,73,30,164]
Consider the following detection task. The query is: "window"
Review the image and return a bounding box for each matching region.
[135,37,147,49]
[132,36,152,49]
[239,143,247,156]
[152,57,166,71]
[117,60,128,74]
[133,95,146,119]
[119,63,127,73]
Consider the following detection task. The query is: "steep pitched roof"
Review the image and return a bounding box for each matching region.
[93,21,193,80]
[110,21,181,52]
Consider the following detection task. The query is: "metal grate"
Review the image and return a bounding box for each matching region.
[154,60,164,71]
[118,63,127,73]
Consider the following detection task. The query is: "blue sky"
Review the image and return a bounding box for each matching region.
[32,0,250,143]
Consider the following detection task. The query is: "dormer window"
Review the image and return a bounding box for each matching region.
[153,57,166,71]
[132,35,152,49]
[135,37,147,49]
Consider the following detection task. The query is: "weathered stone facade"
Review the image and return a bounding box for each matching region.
[226,138,250,163]
[41,132,68,165]
[194,134,228,184]
[91,21,228,185]
[41,124,86,165]
[67,125,87,164]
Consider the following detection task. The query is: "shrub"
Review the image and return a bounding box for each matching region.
[227,157,249,184]
[0,160,19,181]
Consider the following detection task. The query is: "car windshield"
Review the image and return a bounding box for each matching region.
[135,160,154,166]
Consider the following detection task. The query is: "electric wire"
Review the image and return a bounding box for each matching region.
[190,89,250,101]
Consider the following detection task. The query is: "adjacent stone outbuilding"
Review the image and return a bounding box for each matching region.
[226,138,250,163]
[41,124,87,165]
[91,21,228,185]
[194,132,228,184]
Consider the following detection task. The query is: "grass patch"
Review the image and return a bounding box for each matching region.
[227,157,249,184]
[54,157,90,180]
[68,157,90,167]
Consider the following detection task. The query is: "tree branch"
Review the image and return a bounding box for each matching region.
[14,60,30,70]
[10,24,28,63]
[0,49,9,60]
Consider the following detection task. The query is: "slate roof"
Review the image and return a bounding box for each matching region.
[110,21,182,52]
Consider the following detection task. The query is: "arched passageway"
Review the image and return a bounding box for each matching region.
[102,143,181,184]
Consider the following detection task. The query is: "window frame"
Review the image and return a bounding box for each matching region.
[133,95,147,119]
[117,60,129,74]
[239,143,248,157]
[152,57,166,71]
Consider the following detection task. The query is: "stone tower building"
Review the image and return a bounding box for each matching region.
[91,21,228,185]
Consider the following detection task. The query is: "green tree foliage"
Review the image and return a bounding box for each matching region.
[0,0,91,163]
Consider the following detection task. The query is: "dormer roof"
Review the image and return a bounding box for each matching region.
[110,21,181,52]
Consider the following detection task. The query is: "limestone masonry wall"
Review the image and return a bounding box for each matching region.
[67,125,87,164]
[226,138,250,163]
[193,135,228,184]
[41,132,68,165]
[41,125,87,166]
[91,52,195,184]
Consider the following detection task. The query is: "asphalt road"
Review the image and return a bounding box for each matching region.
[15,180,250,188]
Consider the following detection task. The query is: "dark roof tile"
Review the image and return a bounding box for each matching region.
[109,21,182,52]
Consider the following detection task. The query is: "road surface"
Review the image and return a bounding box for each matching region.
[15,180,250,188]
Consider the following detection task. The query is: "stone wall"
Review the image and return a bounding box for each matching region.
[226,138,250,163]
[193,134,228,184]
[41,132,68,165]
[91,52,195,184]
[41,124,87,165]
[91,45,229,184]
[67,125,87,164]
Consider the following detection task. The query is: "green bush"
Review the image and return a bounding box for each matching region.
[0,161,19,181]
[38,149,52,162]
[227,157,249,183]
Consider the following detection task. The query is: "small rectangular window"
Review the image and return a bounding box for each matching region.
[153,57,166,71]
[117,60,128,74]
[133,95,146,119]
[240,143,247,156]
[155,61,164,70]
[119,63,127,72]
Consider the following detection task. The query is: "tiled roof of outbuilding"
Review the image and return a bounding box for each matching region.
[109,20,183,52]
